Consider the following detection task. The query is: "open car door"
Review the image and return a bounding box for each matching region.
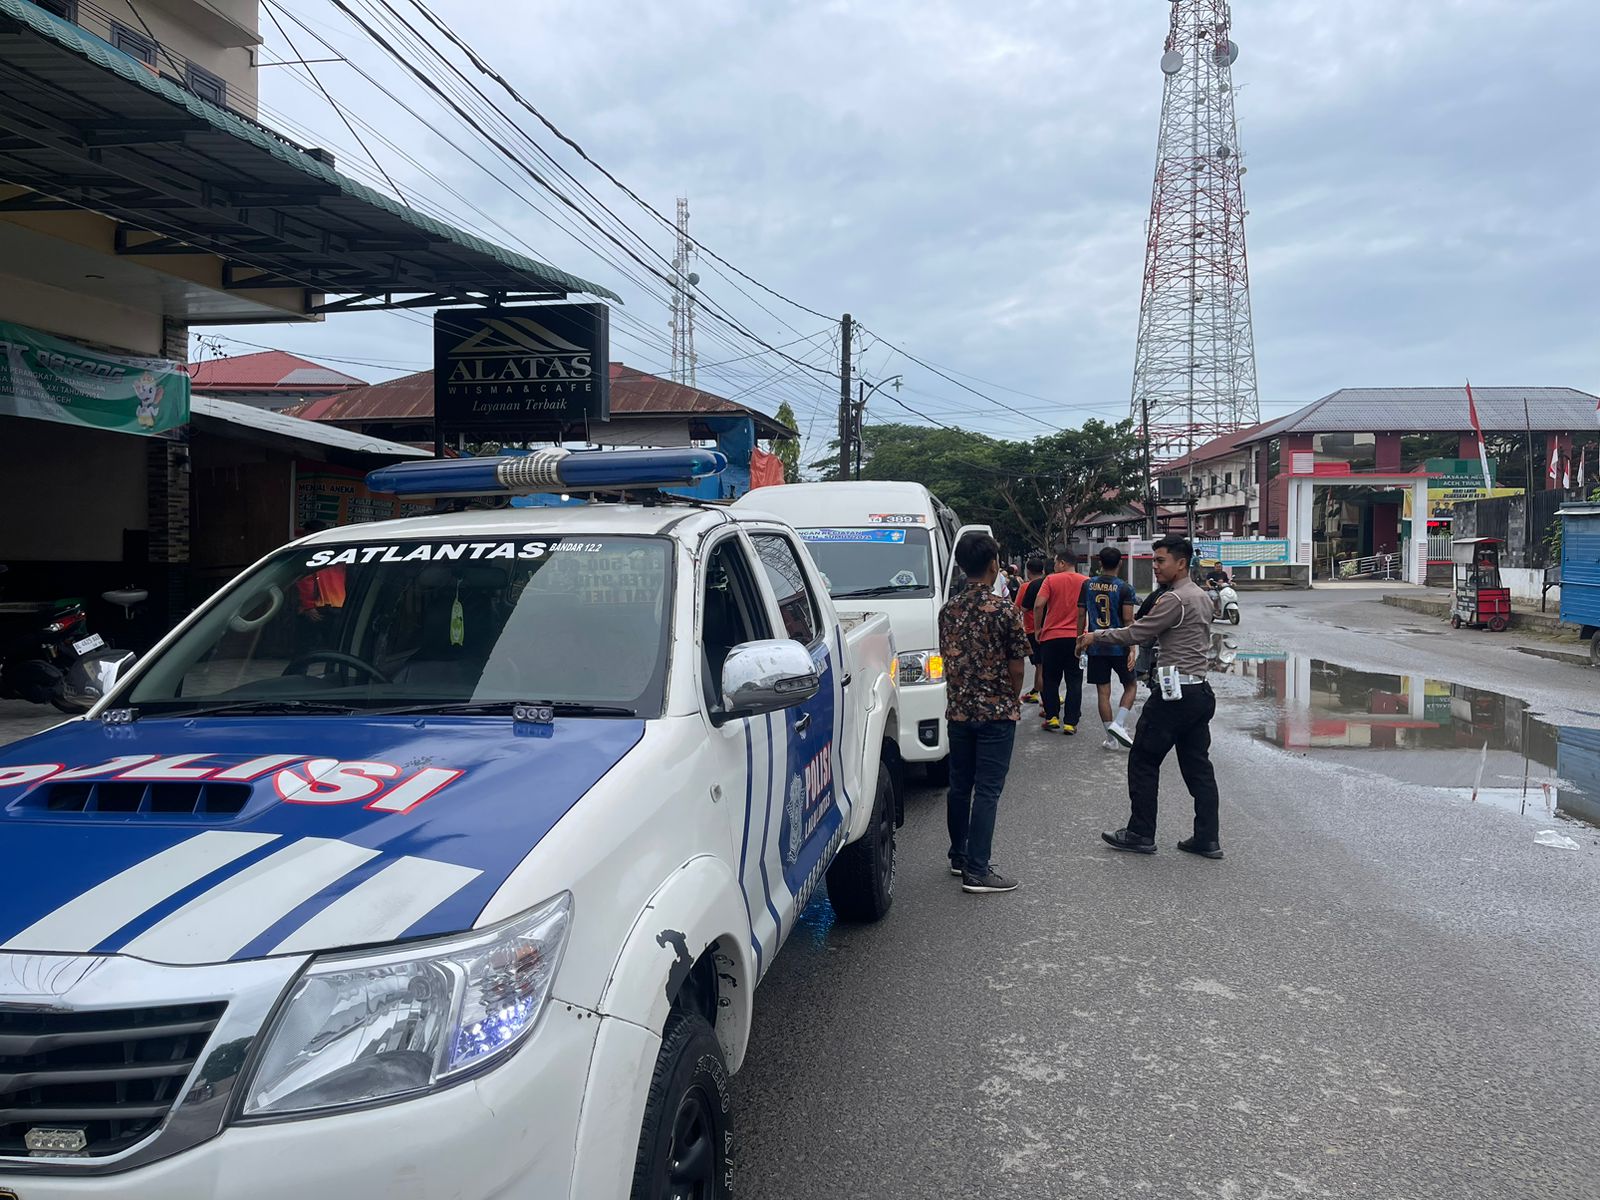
[945,523,995,596]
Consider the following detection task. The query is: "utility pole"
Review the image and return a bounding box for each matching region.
[1523,396,1536,566]
[838,313,853,479]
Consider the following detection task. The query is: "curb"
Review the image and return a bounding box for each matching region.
[1380,593,1571,635]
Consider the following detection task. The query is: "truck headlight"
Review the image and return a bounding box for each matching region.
[894,650,944,686]
[239,893,572,1119]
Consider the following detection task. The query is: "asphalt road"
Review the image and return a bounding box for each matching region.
[733,587,1600,1199]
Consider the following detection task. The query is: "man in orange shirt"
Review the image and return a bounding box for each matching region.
[1031,547,1089,733]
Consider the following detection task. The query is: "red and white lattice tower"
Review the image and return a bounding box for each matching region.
[1131,0,1259,464]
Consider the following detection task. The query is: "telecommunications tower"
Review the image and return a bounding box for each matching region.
[669,196,699,387]
[1130,0,1260,466]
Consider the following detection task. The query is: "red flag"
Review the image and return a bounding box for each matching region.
[1465,382,1491,491]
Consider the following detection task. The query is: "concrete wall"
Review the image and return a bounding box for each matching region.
[0,270,164,356]
[1502,567,1558,604]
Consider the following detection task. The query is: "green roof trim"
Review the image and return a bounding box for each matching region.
[0,0,620,302]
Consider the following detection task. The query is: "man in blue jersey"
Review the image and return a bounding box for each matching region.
[1079,547,1139,749]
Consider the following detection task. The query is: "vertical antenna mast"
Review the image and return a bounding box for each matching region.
[669,197,699,387]
[1131,0,1260,466]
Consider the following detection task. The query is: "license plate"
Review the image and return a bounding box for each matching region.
[72,633,104,655]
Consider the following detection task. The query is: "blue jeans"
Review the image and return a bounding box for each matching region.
[946,719,1018,877]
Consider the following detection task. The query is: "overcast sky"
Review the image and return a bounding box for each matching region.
[210,0,1600,462]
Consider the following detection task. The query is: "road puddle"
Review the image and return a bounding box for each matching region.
[1210,637,1599,828]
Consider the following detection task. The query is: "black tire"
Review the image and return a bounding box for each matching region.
[1589,636,1599,668]
[50,693,89,715]
[923,756,950,786]
[629,1012,733,1200]
[1228,608,1241,626]
[1449,614,1462,629]
[1488,615,1508,633]
[826,760,895,922]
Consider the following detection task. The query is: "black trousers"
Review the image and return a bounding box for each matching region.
[1037,637,1082,725]
[1127,682,1220,841]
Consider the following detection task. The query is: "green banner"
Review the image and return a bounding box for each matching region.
[0,320,190,436]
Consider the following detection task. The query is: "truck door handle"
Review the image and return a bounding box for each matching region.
[795,713,811,735]
[840,673,852,689]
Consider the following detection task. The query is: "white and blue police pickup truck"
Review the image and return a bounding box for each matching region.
[0,449,901,1200]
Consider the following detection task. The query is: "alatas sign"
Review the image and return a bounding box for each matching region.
[434,304,611,436]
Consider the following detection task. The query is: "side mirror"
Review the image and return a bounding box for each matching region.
[717,639,819,724]
[62,650,137,710]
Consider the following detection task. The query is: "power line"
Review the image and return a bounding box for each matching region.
[260,0,409,206]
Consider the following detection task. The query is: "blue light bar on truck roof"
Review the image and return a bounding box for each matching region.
[366,448,728,498]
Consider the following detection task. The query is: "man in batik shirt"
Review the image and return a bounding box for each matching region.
[939,531,1030,894]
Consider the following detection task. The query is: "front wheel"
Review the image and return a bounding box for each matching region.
[1450,614,1462,629]
[826,760,896,922]
[1227,607,1241,626]
[1488,615,1509,633]
[630,1012,733,1200]
[1590,636,1600,668]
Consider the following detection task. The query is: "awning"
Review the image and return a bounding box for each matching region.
[0,0,618,312]
[191,395,429,459]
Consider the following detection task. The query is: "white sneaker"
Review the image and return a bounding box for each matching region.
[1107,722,1134,749]
[1101,737,1117,750]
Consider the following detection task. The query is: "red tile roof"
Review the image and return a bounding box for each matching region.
[289,363,797,438]
[189,350,367,393]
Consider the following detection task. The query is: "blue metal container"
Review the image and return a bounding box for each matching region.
[1558,502,1600,665]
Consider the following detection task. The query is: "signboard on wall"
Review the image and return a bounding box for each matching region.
[434,304,610,438]
[296,464,431,528]
[0,319,189,436]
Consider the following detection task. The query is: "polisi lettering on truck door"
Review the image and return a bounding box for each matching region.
[778,640,840,917]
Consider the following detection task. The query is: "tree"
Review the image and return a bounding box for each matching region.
[803,418,1145,560]
[768,401,800,482]
[987,419,1145,552]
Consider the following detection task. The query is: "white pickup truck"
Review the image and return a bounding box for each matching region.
[0,449,900,1199]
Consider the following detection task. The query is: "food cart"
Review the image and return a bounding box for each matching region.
[1449,537,1511,632]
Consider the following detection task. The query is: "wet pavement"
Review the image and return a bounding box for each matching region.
[733,587,1600,1199]
[1212,641,1600,829]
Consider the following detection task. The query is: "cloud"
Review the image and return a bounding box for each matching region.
[213,0,1600,457]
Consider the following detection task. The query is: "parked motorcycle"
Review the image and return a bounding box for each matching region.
[0,567,138,713]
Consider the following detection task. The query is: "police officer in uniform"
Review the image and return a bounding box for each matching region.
[1077,535,1224,860]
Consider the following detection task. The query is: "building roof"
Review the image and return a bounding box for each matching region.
[1243,387,1599,443]
[290,363,799,441]
[0,0,617,306]
[188,351,366,394]
[191,396,429,459]
[1157,420,1271,473]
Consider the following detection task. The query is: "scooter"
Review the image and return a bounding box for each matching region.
[0,567,139,713]
[1208,579,1241,626]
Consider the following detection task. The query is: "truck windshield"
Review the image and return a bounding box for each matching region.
[797,528,934,600]
[123,536,672,717]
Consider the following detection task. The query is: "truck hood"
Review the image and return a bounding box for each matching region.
[830,594,939,656]
[0,715,644,964]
